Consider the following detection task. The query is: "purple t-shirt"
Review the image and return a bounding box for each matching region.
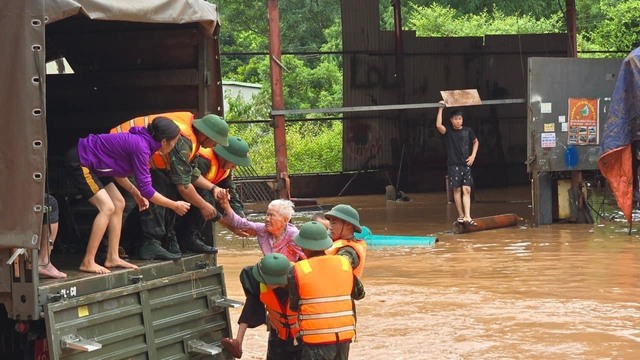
[223,211,305,262]
[77,127,161,199]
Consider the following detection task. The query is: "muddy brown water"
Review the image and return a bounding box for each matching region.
[218,186,640,359]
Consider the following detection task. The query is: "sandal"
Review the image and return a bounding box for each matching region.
[456,217,464,224]
[464,219,478,226]
[221,338,243,358]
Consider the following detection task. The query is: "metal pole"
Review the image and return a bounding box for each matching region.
[271,98,526,116]
[392,0,405,106]
[267,0,290,199]
[391,0,407,191]
[566,0,577,58]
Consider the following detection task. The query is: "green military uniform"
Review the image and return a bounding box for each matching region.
[176,136,251,251]
[176,155,245,248]
[137,114,229,260]
[286,222,366,360]
[137,135,201,259]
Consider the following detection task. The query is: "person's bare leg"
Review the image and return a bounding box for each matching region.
[453,187,464,219]
[38,222,67,278]
[103,183,138,270]
[235,322,248,351]
[81,190,113,274]
[462,185,472,221]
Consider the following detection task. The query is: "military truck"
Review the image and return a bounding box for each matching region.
[0,1,238,358]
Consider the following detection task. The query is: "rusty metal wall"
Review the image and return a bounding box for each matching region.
[341,1,567,191]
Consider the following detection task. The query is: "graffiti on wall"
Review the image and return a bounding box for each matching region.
[346,120,383,164]
[350,55,398,90]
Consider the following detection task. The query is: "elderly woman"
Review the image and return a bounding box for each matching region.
[221,199,305,262]
[220,200,304,359]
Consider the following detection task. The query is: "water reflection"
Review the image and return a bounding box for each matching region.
[219,186,640,359]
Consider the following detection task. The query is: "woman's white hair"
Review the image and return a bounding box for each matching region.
[268,199,295,222]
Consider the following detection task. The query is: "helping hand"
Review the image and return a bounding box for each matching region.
[229,227,255,238]
[173,201,191,216]
[200,202,217,220]
[134,194,149,211]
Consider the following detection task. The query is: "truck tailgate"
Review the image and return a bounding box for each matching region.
[40,255,234,359]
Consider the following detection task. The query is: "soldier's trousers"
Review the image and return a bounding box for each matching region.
[300,342,350,360]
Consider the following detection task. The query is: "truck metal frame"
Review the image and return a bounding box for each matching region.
[0,1,237,358]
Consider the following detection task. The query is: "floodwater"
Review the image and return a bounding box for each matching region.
[217,185,640,359]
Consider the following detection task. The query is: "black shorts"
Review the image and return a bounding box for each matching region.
[448,165,474,188]
[64,145,113,199]
[44,194,59,224]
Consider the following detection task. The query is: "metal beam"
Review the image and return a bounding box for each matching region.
[270,98,526,116]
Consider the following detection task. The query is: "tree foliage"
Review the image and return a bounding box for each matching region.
[230,121,343,175]
[407,3,563,37]
[586,0,640,56]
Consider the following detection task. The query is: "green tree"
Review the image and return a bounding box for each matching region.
[586,0,640,56]
[407,3,562,37]
[214,0,341,76]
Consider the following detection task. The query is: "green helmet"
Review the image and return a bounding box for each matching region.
[324,204,362,233]
[192,114,229,146]
[294,221,333,251]
[251,253,291,286]
[214,136,252,167]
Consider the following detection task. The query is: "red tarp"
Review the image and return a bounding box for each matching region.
[597,47,640,223]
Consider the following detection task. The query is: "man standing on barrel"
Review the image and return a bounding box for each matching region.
[437,101,479,227]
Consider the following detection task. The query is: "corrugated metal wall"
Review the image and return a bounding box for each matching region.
[341,1,567,191]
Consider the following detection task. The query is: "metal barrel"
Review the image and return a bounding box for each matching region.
[453,213,520,234]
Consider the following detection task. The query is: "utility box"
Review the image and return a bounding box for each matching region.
[527,57,622,225]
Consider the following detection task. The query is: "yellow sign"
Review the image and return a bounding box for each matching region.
[78,305,89,318]
[544,123,555,132]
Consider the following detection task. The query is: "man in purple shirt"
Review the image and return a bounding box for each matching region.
[64,118,191,274]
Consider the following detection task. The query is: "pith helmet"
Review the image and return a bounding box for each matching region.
[324,204,362,233]
[214,136,252,167]
[193,114,229,146]
[294,221,333,251]
[251,253,291,286]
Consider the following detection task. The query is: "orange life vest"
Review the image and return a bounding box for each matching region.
[259,283,299,341]
[197,147,230,184]
[293,255,355,344]
[110,112,199,170]
[325,239,367,278]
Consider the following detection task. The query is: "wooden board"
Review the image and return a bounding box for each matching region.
[440,89,482,107]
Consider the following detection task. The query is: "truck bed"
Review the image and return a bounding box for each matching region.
[38,254,234,359]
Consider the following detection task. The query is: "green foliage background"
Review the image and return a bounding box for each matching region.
[213,0,640,176]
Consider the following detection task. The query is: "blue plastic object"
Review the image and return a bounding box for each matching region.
[355,226,437,247]
[565,145,579,169]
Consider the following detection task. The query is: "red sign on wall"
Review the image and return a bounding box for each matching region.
[567,98,599,145]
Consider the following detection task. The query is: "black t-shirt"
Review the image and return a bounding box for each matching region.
[444,126,477,166]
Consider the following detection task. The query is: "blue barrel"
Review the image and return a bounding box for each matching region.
[355,226,437,247]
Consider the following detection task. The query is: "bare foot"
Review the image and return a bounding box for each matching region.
[104,257,139,270]
[38,263,68,279]
[79,261,111,274]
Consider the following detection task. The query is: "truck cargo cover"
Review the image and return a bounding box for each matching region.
[0,0,219,249]
[46,0,220,35]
